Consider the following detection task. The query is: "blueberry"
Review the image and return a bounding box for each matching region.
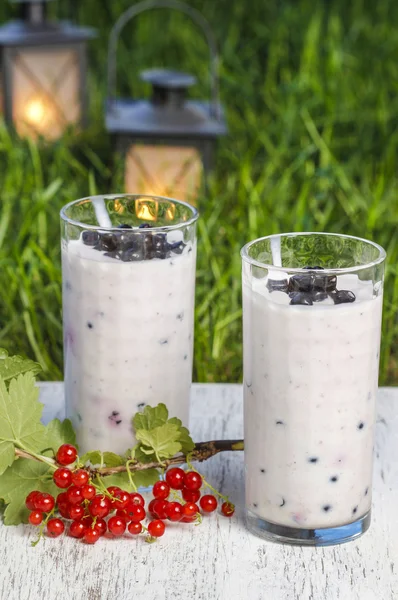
[357,421,365,430]
[176,312,184,321]
[153,233,170,259]
[117,231,143,252]
[87,322,93,329]
[280,498,286,507]
[323,505,332,512]
[303,265,324,270]
[365,487,369,496]
[139,223,152,229]
[117,223,132,229]
[82,230,100,246]
[260,468,266,473]
[253,503,258,508]
[137,402,146,409]
[142,233,154,260]
[312,291,329,302]
[352,506,358,515]
[97,232,118,252]
[290,292,313,306]
[330,476,338,483]
[308,457,318,463]
[119,248,143,262]
[313,273,337,293]
[170,241,186,255]
[275,420,284,425]
[266,278,289,293]
[331,290,356,304]
[288,274,314,293]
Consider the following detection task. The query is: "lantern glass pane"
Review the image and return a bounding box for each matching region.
[125,144,203,204]
[11,48,80,140]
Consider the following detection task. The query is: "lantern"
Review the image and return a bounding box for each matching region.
[105,0,227,204]
[0,0,96,140]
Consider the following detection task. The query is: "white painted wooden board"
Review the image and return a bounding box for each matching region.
[1,383,398,600]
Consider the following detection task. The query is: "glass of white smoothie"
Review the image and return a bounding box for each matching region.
[61,194,198,454]
[241,233,386,546]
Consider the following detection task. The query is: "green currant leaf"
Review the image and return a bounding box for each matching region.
[42,419,76,455]
[133,445,156,464]
[168,417,195,453]
[0,350,41,384]
[0,459,58,525]
[80,451,124,468]
[132,403,169,432]
[0,441,15,477]
[135,423,182,460]
[0,373,47,475]
[101,468,159,491]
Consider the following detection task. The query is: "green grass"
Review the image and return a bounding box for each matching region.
[0,0,398,384]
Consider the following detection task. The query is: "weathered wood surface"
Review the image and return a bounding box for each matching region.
[1,383,397,600]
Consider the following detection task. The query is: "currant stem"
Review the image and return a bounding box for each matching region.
[186,454,230,504]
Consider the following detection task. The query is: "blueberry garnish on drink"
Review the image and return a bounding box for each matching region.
[290,292,313,305]
[267,264,356,305]
[82,230,100,246]
[266,278,289,293]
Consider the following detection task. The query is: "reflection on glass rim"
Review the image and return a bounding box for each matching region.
[60,193,199,232]
[241,232,386,274]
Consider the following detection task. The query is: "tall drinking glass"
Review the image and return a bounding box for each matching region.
[61,194,198,454]
[241,233,385,546]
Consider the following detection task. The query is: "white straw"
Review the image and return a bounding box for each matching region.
[92,198,112,228]
[269,235,286,280]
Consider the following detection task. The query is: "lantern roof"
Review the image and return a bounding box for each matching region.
[0,19,96,47]
[105,68,227,139]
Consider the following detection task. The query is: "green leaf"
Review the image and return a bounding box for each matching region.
[0,441,15,476]
[43,419,76,454]
[0,459,58,525]
[0,350,41,384]
[80,451,124,468]
[168,418,195,453]
[132,403,169,432]
[0,373,47,475]
[135,423,182,460]
[100,468,159,491]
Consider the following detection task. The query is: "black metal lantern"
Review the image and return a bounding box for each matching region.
[105,0,227,205]
[0,0,96,139]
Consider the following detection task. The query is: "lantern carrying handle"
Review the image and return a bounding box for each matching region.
[107,0,221,120]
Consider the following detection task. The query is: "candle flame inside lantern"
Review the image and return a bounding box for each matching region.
[24,97,47,126]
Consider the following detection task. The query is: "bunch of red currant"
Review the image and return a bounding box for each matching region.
[25,444,235,545]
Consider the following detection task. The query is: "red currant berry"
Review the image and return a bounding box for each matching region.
[183,471,202,491]
[93,518,107,536]
[89,495,111,518]
[81,484,96,501]
[66,486,83,506]
[69,519,88,539]
[53,468,73,489]
[46,518,65,537]
[71,469,89,487]
[165,467,185,490]
[182,502,199,518]
[68,504,85,520]
[182,488,201,503]
[56,444,77,466]
[153,481,170,500]
[148,519,166,538]
[28,511,43,525]
[108,515,126,536]
[181,515,196,523]
[200,495,218,513]
[129,492,145,506]
[129,504,146,523]
[111,489,130,510]
[35,493,55,513]
[165,501,183,522]
[84,527,100,544]
[128,521,142,535]
[25,490,41,511]
[148,499,157,516]
[221,501,235,517]
[151,499,169,520]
